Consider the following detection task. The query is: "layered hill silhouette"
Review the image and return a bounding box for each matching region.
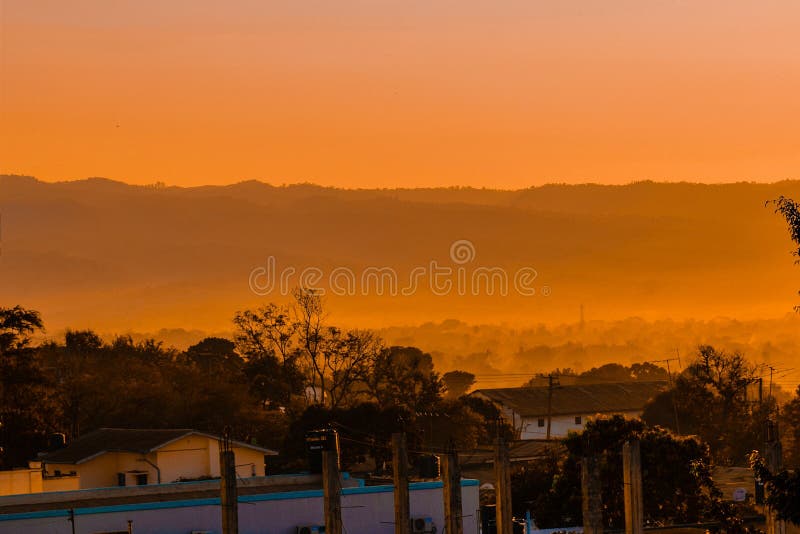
[2,175,800,337]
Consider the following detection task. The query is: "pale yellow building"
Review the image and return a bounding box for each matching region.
[41,428,277,490]
[0,460,80,496]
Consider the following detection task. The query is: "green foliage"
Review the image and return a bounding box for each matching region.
[772,195,800,311]
[772,196,800,259]
[749,451,800,525]
[0,305,43,352]
[234,291,383,410]
[442,370,477,399]
[512,415,745,530]
[511,447,581,528]
[368,346,443,413]
[0,306,52,468]
[526,362,668,387]
[780,386,800,468]
[643,345,762,465]
[1,304,482,470]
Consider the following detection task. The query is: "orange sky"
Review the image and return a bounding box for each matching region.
[2,1,800,188]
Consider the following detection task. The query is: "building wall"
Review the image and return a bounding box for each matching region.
[519,414,585,439]
[157,435,213,482]
[0,468,79,497]
[519,411,643,439]
[46,436,267,489]
[157,436,266,481]
[0,479,480,534]
[0,469,41,496]
[47,451,159,489]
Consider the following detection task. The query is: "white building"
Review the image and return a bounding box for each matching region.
[473,381,666,440]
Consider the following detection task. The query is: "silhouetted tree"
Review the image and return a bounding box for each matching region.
[513,415,746,531]
[0,306,53,468]
[643,345,762,464]
[368,346,443,412]
[442,370,476,399]
[235,288,384,409]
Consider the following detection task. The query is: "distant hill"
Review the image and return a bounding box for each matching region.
[2,175,800,334]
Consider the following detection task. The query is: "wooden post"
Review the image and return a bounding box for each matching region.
[546,374,554,440]
[220,444,239,534]
[323,450,343,534]
[581,455,603,534]
[494,436,513,534]
[442,448,464,534]
[622,440,643,534]
[765,423,786,534]
[393,433,411,534]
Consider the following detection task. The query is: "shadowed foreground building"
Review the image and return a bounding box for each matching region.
[0,472,480,534]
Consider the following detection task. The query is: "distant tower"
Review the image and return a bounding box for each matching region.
[579,304,585,331]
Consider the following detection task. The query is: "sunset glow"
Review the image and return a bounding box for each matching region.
[3,1,800,187]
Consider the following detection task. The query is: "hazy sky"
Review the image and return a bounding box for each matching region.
[2,1,800,188]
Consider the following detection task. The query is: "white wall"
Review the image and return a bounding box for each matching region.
[519,411,643,439]
[519,415,584,439]
[0,480,480,534]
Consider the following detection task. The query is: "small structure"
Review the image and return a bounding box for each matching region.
[41,428,277,490]
[473,381,665,439]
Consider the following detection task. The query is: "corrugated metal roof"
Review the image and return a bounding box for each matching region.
[473,381,666,417]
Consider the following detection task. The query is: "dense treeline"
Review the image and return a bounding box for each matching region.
[642,345,799,467]
[4,299,800,527]
[511,416,753,531]
[0,295,508,470]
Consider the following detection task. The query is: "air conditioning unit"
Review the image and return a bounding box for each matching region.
[410,516,437,533]
[296,526,326,534]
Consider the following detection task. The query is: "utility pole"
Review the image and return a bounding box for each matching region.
[442,445,463,534]
[219,430,238,534]
[581,454,603,534]
[768,365,775,400]
[622,440,643,534]
[392,433,411,534]
[546,374,559,440]
[323,450,343,534]
[494,435,512,534]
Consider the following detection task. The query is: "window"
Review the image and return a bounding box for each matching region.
[136,473,148,486]
[575,416,582,425]
[537,418,545,427]
[117,473,126,486]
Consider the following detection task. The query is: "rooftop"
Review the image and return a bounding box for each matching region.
[473,381,667,417]
[42,428,277,465]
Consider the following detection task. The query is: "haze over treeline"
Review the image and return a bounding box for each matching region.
[3,175,800,386]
